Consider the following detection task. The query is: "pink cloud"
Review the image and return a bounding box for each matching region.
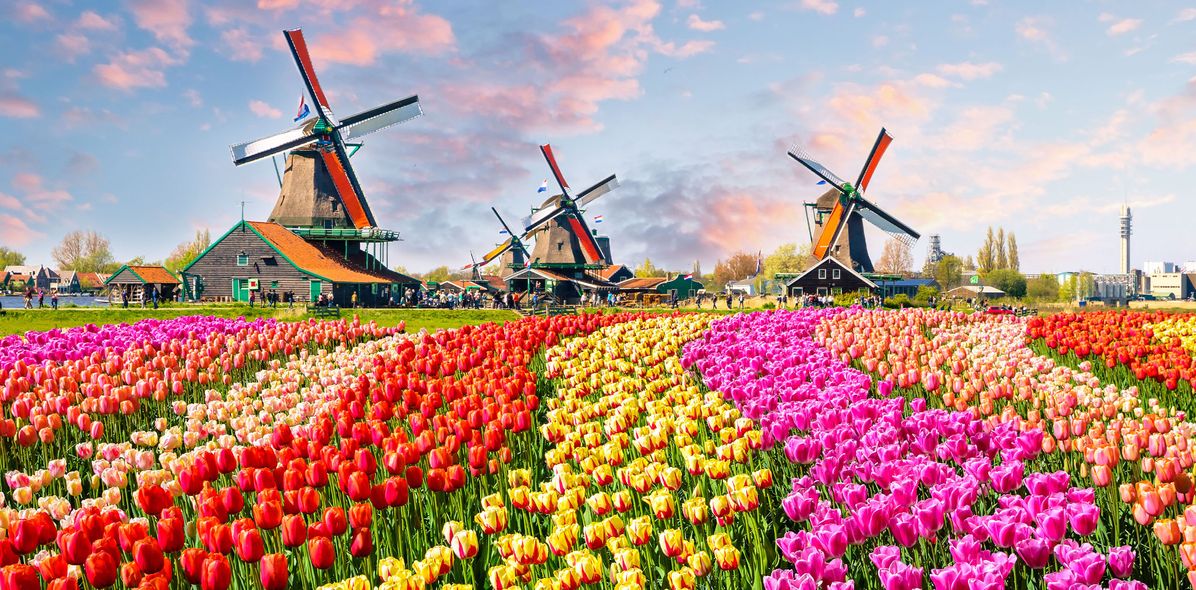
[93,47,179,90]
[0,93,40,118]
[936,61,1003,80]
[248,100,282,119]
[306,2,456,65]
[15,2,50,23]
[0,192,18,209]
[799,0,838,16]
[1099,13,1142,36]
[129,0,193,51]
[76,11,118,30]
[56,33,90,61]
[220,28,264,62]
[257,0,300,9]
[12,173,41,192]
[0,214,39,247]
[687,14,724,31]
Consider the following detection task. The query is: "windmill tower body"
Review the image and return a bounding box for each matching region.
[270,151,352,229]
[809,189,872,272]
[1120,205,1132,275]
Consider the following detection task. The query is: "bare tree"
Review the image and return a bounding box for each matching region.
[976,227,996,273]
[712,252,759,288]
[52,230,115,272]
[164,229,212,273]
[874,238,914,275]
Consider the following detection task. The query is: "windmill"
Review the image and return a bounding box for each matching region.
[521,144,619,266]
[788,128,920,273]
[463,207,534,277]
[229,28,422,231]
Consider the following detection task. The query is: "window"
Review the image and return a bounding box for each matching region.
[236,253,249,266]
[833,269,841,280]
[331,200,339,212]
[817,287,828,296]
[262,257,278,266]
[792,287,803,297]
[818,268,827,279]
[323,219,334,229]
[832,288,843,295]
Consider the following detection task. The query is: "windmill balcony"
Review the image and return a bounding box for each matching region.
[287,226,401,243]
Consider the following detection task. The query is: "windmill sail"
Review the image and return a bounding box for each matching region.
[853,196,920,246]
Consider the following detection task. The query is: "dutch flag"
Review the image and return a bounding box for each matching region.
[499,229,510,235]
[683,273,694,280]
[294,94,311,122]
[816,180,827,185]
[593,215,604,224]
[537,179,548,193]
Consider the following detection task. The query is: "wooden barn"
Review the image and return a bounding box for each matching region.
[785,257,877,298]
[657,275,703,299]
[104,265,181,304]
[181,221,419,306]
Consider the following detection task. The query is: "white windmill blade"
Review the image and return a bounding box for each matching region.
[523,201,566,232]
[231,127,319,166]
[574,174,619,208]
[337,95,422,141]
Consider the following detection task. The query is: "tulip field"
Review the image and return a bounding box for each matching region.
[5,308,1196,589]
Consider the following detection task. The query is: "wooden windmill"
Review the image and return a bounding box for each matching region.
[230,28,422,234]
[463,207,533,278]
[521,144,619,267]
[788,128,920,273]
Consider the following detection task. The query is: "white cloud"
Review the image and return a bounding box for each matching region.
[853,7,865,17]
[1102,14,1143,36]
[913,73,957,88]
[1172,52,1196,64]
[1176,8,1196,22]
[248,100,281,119]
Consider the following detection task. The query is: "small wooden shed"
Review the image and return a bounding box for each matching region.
[104,265,181,304]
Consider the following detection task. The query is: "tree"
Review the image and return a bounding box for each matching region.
[712,252,759,289]
[52,230,115,273]
[963,255,976,271]
[1059,275,1076,302]
[1027,273,1059,301]
[422,266,452,283]
[1007,233,1019,271]
[635,258,665,278]
[976,227,996,274]
[874,238,914,275]
[913,285,939,305]
[995,228,1008,271]
[933,255,964,291]
[760,243,808,293]
[0,247,25,268]
[163,229,211,273]
[986,268,1027,298]
[691,260,702,280]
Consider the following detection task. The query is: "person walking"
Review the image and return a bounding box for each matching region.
[351,291,358,308]
[23,287,32,309]
[51,290,58,310]
[151,287,159,310]
[37,289,45,308]
[725,292,732,310]
[738,293,745,310]
[249,290,256,308]
[121,290,129,308]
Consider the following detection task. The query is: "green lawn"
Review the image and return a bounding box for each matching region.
[0,305,519,337]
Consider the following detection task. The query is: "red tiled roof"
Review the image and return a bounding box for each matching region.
[128,265,181,284]
[77,272,104,289]
[249,221,416,284]
[595,265,629,280]
[618,277,667,290]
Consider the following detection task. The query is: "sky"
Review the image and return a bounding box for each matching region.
[1,0,1195,275]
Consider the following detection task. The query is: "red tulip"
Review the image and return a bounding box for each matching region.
[2,564,40,590]
[180,548,207,585]
[281,514,306,548]
[260,553,288,590]
[220,487,244,514]
[0,540,15,567]
[157,518,185,553]
[59,529,91,565]
[235,529,264,563]
[201,554,231,590]
[133,538,164,574]
[349,503,373,529]
[350,527,373,558]
[120,562,143,588]
[322,507,347,537]
[47,579,79,590]
[11,520,39,554]
[253,501,282,530]
[206,524,233,555]
[136,484,171,518]
[118,522,148,553]
[405,465,424,489]
[84,551,118,589]
[38,553,67,581]
[308,537,334,570]
[385,477,410,507]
